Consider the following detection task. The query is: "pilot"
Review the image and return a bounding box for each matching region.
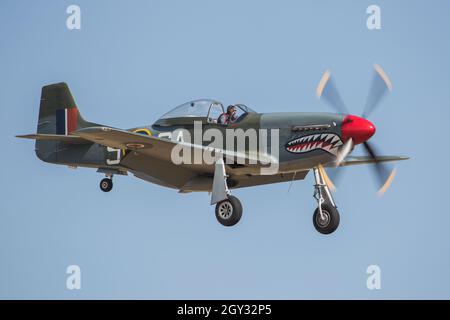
[218,105,237,125]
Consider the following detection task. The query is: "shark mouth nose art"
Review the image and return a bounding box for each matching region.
[286,133,343,156]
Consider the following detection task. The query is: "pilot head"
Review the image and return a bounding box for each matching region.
[227,105,236,116]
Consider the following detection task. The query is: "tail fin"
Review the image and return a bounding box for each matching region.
[31,83,98,163]
[37,82,93,135]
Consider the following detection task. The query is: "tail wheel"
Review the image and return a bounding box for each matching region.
[313,203,340,234]
[215,195,243,227]
[100,178,113,192]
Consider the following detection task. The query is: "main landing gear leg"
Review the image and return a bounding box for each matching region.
[312,167,340,234]
[211,158,243,227]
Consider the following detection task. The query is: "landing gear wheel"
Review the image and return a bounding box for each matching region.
[100,178,113,192]
[313,203,340,234]
[215,195,243,227]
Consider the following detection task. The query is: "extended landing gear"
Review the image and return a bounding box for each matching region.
[97,168,127,193]
[312,167,340,234]
[100,177,113,192]
[313,203,340,234]
[211,158,243,227]
[215,195,243,227]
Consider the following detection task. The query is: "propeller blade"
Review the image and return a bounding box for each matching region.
[325,166,345,193]
[318,164,336,192]
[335,138,353,167]
[316,70,349,114]
[363,64,393,118]
[287,171,297,193]
[377,168,397,196]
[322,138,353,190]
[362,141,397,196]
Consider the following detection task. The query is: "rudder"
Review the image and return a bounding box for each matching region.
[34,82,97,163]
[37,82,90,135]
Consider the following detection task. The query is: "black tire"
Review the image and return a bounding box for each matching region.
[215,195,243,227]
[100,178,113,192]
[313,203,340,234]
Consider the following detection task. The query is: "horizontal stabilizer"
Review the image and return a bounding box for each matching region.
[16,133,89,144]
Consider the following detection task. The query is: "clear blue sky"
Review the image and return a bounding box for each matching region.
[1,0,449,299]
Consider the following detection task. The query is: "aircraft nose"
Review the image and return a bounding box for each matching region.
[341,115,376,145]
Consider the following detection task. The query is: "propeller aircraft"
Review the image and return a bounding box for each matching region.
[17,65,408,234]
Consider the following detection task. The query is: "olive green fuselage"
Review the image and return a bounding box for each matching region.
[36,111,345,191]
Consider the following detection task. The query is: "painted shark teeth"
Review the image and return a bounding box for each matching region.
[286,133,343,156]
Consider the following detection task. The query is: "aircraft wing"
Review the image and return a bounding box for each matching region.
[336,155,409,167]
[74,126,277,165]
[75,127,176,161]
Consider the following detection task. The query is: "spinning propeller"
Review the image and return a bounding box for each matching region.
[316,64,396,196]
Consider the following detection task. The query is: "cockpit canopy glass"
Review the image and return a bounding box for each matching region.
[158,99,256,122]
[159,100,218,119]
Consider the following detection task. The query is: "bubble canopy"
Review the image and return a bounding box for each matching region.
[158,99,256,120]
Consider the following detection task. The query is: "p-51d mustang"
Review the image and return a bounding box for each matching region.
[17,65,408,234]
